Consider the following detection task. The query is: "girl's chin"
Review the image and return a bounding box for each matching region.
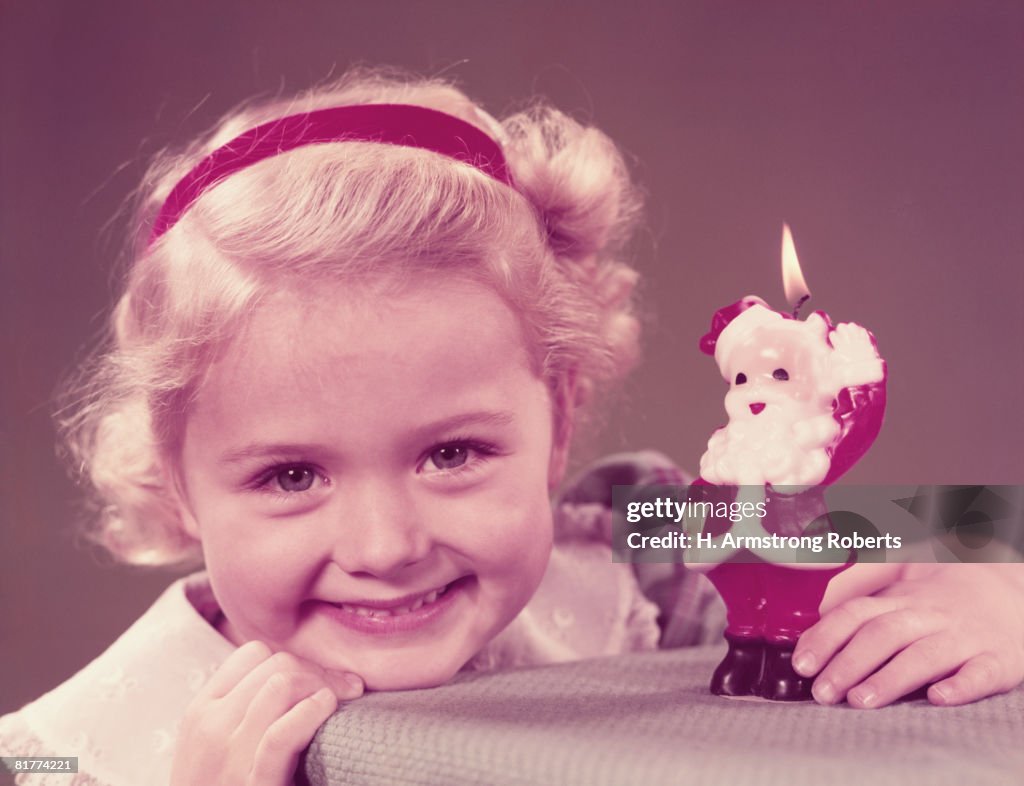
[359,660,467,692]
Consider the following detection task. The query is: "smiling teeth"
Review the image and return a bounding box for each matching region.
[338,584,450,618]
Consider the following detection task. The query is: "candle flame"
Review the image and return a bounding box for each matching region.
[781,223,811,309]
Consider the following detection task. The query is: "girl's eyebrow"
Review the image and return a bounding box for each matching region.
[217,410,516,466]
[411,410,517,439]
[218,442,329,466]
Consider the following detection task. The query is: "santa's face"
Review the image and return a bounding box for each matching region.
[723,337,822,423]
[699,314,843,487]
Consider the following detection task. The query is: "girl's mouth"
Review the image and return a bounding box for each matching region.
[317,576,472,634]
[338,582,451,617]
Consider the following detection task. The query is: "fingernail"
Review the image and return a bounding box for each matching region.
[931,685,951,705]
[344,673,364,695]
[850,686,876,708]
[314,686,335,703]
[812,680,836,705]
[793,652,816,676]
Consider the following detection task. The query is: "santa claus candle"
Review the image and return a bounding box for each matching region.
[689,225,888,701]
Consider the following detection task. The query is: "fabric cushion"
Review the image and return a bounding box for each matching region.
[301,645,1023,785]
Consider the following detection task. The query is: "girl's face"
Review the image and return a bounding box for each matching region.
[176,277,561,690]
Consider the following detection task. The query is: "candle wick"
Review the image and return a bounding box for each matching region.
[791,294,810,319]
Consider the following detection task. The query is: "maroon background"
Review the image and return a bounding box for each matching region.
[2,1,1022,714]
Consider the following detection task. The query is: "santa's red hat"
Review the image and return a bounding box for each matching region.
[699,296,784,357]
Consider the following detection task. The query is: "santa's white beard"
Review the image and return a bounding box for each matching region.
[699,407,834,487]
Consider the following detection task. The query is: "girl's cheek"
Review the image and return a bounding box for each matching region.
[443,492,554,571]
[207,522,323,597]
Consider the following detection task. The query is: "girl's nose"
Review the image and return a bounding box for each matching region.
[330,481,431,578]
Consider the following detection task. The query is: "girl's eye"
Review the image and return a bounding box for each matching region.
[735,372,747,385]
[274,466,316,492]
[773,368,790,381]
[420,439,499,476]
[428,445,469,471]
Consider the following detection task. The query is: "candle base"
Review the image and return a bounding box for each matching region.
[710,633,764,697]
[709,634,816,701]
[759,641,814,701]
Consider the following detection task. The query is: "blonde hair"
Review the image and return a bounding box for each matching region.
[62,68,644,567]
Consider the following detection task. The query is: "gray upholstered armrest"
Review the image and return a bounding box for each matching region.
[302,646,1023,786]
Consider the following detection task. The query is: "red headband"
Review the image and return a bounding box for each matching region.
[148,103,513,246]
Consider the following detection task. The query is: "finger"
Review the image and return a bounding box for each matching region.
[928,652,1019,707]
[218,651,315,726]
[261,656,363,702]
[223,652,363,728]
[199,640,274,700]
[844,633,964,709]
[793,596,895,678]
[810,608,939,705]
[326,670,365,701]
[249,686,338,785]
[235,670,330,750]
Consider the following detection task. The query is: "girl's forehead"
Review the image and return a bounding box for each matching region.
[213,275,534,382]
[181,274,553,451]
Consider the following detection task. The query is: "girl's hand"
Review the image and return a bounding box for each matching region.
[171,640,364,785]
[793,563,1024,709]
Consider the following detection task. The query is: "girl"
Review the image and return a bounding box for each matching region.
[1,70,1022,786]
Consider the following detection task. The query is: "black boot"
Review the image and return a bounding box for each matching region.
[710,633,764,697]
[760,641,813,701]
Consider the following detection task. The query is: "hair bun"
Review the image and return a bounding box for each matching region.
[503,107,641,263]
